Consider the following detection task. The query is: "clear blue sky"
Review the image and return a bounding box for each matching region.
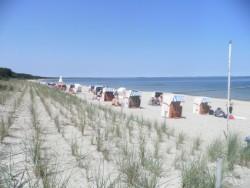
[0,0,249,77]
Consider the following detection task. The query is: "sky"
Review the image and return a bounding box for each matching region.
[0,0,249,77]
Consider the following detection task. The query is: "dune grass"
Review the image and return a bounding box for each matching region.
[226,133,241,170]
[117,151,141,187]
[207,133,250,172]
[0,119,8,143]
[29,86,71,188]
[0,81,26,143]
[0,157,29,188]
[207,138,225,162]
[25,82,250,188]
[181,157,215,188]
[176,132,186,149]
[240,144,250,167]
[193,137,202,151]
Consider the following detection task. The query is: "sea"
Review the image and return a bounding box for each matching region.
[45,77,250,101]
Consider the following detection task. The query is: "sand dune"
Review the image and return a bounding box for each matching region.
[0,80,250,188]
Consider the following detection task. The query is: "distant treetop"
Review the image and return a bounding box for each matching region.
[0,67,44,80]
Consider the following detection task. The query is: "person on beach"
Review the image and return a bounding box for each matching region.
[229,103,233,114]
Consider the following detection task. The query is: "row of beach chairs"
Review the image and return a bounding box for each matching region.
[89,85,212,118]
[46,76,223,119]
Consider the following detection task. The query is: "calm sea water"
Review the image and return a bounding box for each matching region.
[45,77,250,101]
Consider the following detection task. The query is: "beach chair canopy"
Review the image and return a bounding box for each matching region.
[94,85,104,89]
[94,85,104,92]
[126,90,141,97]
[103,87,115,93]
[194,97,211,104]
[117,87,126,92]
[163,94,184,104]
[117,87,126,96]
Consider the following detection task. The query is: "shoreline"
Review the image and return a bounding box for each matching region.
[40,80,250,102]
[40,77,250,101]
[127,89,250,103]
[76,83,250,104]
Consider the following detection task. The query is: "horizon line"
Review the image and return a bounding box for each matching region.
[44,75,250,79]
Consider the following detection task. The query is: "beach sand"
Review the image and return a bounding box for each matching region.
[78,85,250,145]
[1,81,250,188]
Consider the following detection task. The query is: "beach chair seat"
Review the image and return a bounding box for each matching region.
[169,102,182,118]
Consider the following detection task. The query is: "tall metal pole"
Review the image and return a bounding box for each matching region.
[227,40,232,134]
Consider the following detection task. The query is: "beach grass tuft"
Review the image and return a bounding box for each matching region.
[0,119,8,143]
[176,132,185,149]
[181,158,215,188]
[226,133,241,170]
[207,138,225,162]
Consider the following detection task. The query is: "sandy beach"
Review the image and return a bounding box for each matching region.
[1,80,250,188]
[78,85,250,144]
[1,0,250,187]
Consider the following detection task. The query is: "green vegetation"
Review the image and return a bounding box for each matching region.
[207,138,225,162]
[181,158,215,188]
[226,133,241,170]
[0,67,44,80]
[176,132,186,149]
[0,118,8,143]
[207,133,250,171]
[240,145,250,167]
[193,137,202,151]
